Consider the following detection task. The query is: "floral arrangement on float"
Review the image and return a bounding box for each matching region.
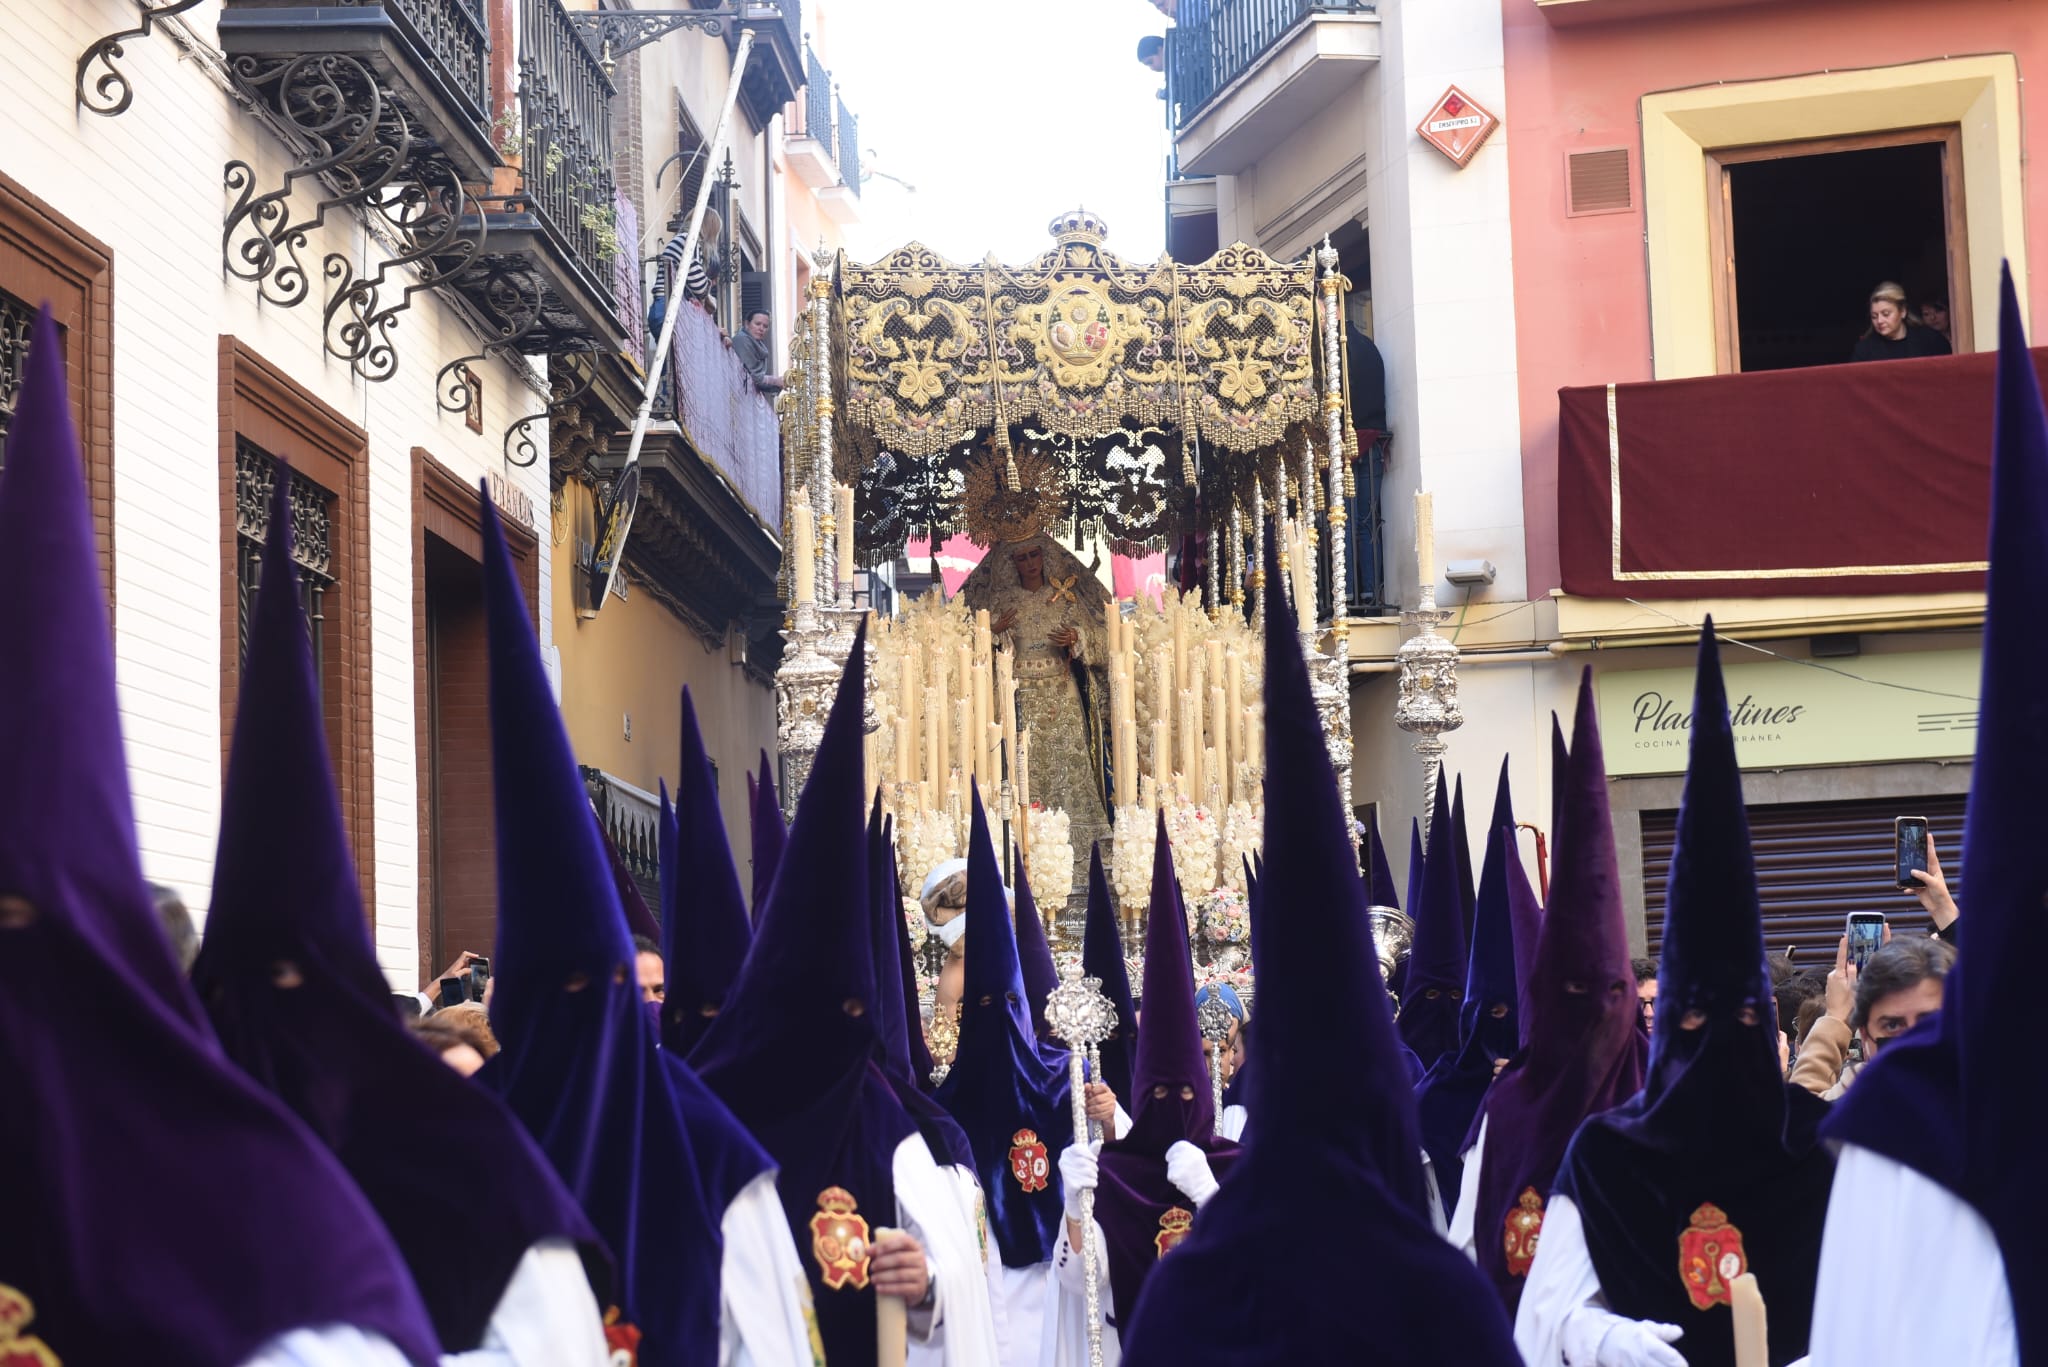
[1110,805,1156,912]
[1163,797,1219,908]
[1025,805,1073,912]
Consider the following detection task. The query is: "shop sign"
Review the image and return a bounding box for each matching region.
[1594,649,1979,776]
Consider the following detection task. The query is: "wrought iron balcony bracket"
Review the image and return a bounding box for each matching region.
[77,0,206,118]
[565,8,768,68]
[505,350,605,468]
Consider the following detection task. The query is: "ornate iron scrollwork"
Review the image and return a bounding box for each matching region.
[77,0,206,118]
[504,350,604,468]
[222,51,491,383]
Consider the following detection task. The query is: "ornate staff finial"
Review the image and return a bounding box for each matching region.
[1045,960,1116,1367]
[1196,989,1237,1135]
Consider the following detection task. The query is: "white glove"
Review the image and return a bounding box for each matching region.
[1059,1139,1101,1220]
[1163,1140,1220,1208]
[1562,1307,1685,1367]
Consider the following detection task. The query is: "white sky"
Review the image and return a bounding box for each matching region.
[820,0,1171,265]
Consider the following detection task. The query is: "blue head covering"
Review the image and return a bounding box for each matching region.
[1367,811,1401,909]
[692,625,927,1362]
[1118,531,1518,1364]
[193,476,604,1351]
[1399,779,1468,1070]
[1825,266,2048,1360]
[1553,627,1833,1367]
[933,792,1073,1267]
[1082,841,1139,1105]
[474,491,768,1364]
[0,307,439,1366]
[1469,676,1645,1315]
[660,688,753,1055]
[1415,758,1524,1214]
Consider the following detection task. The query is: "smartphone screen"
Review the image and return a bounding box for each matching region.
[1895,817,1929,890]
[1846,914,1886,973]
[438,975,467,1005]
[467,957,491,1002]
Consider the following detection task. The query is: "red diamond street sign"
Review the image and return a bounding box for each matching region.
[1416,85,1499,169]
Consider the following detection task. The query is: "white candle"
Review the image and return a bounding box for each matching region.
[791,490,815,604]
[1415,490,1435,590]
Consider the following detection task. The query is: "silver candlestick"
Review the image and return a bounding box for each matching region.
[1394,578,1462,840]
[1046,962,1117,1367]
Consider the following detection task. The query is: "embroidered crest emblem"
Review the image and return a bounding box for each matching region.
[974,1192,990,1265]
[1009,1128,1050,1192]
[1155,1206,1194,1258]
[810,1186,873,1290]
[1678,1203,1748,1310]
[1503,1187,1545,1277]
[0,1286,60,1367]
[601,1306,640,1367]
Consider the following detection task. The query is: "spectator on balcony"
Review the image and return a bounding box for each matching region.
[1850,281,1951,362]
[1137,34,1165,71]
[733,310,785,393]
[1919,292,1953,344]
[647,208,718,346]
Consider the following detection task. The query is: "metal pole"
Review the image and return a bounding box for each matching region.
[597,27,757,603]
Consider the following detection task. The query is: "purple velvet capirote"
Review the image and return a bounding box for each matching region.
[1824,266,2048,1363]
[1366,811,1402,910]
[1117,533,1519,1364]
[1452,773,1478,945]
[1095,820,1241,1323]
[749,750,786,910]
[933,792,1074,1268]
[1398,777,1468,1071]
[1467,676,1645,1316]
[193,477,604,1352]
[870,802,974,1170]
[0,307,440,1366]
[472,492,768,1366]
[1013,854,1062,1049]
[1552,630,1834,1367]
[691,625,925,1367]
[659,688,754,1056]
[1415,759,1526,1216]
[1081,842,1139,1106]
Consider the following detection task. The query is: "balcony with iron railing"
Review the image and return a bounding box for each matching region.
[1167,0,1379,178]
[665,296,782,529]
[785,43,861,221]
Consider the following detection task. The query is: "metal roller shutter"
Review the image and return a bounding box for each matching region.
[1642,793,1965,965]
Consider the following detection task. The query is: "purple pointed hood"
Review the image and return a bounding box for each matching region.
[1096,817,1241,1320]
[1367,812,1401,909]
[871,803,974,1169]
[1467,673,1645,1314]
[1118,531,1518,1363]
[1082,842,1139,1105]
[1415,759,1524,1210]
[1452,773,1478,943]
[692,625,927,1360]
[1826,266,2048,1361]
[193,477,604,1351]
[1553,631,1833,1366]
[933,791,1072,1267]
[1405,818,1425,929]
[1399,779,1468,1069]
[660,688,752,1054]
[474,491,768,1364]
[1013,853,1065,1057]
[0,307,439,1366]
[749,749,786,910]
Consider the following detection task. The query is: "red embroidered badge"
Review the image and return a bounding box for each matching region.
[1678,1203,1748,1310]
[810,1186,873,1290]
[1154,1206,1194,1258]
[1009,1128,1050,1193]
[1503,1187,1545,1278]
[601,1306,641,1366]
[0,1286,61,1367]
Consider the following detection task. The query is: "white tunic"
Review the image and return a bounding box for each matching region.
[1043,1217,1117,1367]
[720,1171,827,1367]
[1419,1147,1449,1237]
[999,1263,1051,1367]
[917,1166,1007,1367]
[1217,1104,1247,1143]
[894,1133,1005,1366]
[1445,1118,1487,1260]
[1809,1144,2016,1366]
[243,1240,607,1367]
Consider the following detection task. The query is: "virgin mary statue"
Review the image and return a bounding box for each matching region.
[958,529,1113,886]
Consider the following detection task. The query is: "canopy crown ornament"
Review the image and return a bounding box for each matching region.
[1047,208,1110,247]
[961,445,1055,547]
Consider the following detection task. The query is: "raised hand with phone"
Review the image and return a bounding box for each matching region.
[1900,827,1959,941]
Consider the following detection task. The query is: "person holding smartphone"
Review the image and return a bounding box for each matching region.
[1905,831,1961,946]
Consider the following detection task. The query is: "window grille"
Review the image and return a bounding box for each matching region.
[234,439,338,679]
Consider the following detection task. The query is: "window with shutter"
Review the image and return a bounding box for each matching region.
[1641,793,1965,963]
